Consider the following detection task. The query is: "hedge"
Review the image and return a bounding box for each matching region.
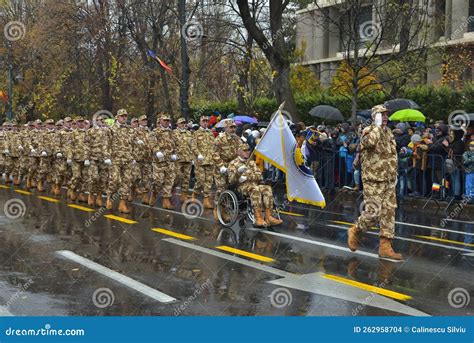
[190,83,474,124]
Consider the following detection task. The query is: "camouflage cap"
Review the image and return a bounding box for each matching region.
[239,142,251,151]
[27,121,34,126]
[34,119,42,125]
[56,119,64,126]
[2,122,10,127]
[371,104,389,115]
[138,115,148,121]
[64,116,73,123]
[130,117,138,123]
[160,113,171,121]
[75,116,84,122]
[224,119,236,128]
[116,108,128,117]
[177,117,186,124]
[44,119,54,124]
[200,116,209,121]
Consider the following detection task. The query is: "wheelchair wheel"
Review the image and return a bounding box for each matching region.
[247,201,255,224]
[217,190,239,227]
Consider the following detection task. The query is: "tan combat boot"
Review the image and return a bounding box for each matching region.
[203,197,213,209]
[53,184,61,196]
[13,177,21,186]
[106,196,113,210]
[148,192,157,206]
[87,194,95,207]
[191,192,198,203]
[347,225,361,252]
[378,237,403,260]
[253,207,266,227]
[264,208,282,226]
[70,190,77,201]
[162,197,172,209]
[142,193,150,205]
[78,193,87,203]
[4,174,11,184]
[180,192,188,203]
[37,180,45,192]
[118,199,131,214]
[26,178,32,190]
[96,195,103,207]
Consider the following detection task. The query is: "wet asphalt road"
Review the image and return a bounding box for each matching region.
[0,185,472,317]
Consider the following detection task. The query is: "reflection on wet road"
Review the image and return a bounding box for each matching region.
[0,186,472,316]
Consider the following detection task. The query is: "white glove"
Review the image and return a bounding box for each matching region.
[374,112,382,127]
[104,159,112,165]
[156,151,164,159]
[137,139,144,145]
[171,154,178,161]
[239,175,247,183]
[197,154,204,161]
[67,159,72,165]
[3,149,9,154]
[30,149,36,155]
[237,166,247,174]
[219,166,227,174]
[84,159,91,166]
[18,145,23,151]
[41,151,47,157]
[56,152,63,158]
[132,159,137,164]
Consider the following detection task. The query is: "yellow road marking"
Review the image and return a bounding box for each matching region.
[415,235,474,247]
[331,220,378,230]
[104,214,137,224]
[37,196,60,203]
[0,185,10,189]
[215,246,275,263]
[152,228,195,240]
[15,189,32,195]
[68,204,95,212]
[278,210,304,217]
[323,274,412,301]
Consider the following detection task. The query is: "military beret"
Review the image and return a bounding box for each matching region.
[116,108,128,117]
[177,117,186,124]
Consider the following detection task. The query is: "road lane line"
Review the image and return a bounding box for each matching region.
[56,250,176,303]
[104,214,137,224]
[37,196,60,203]
[278,210,304,217]
[67,204,95,212]
[215,245,275,263]
[151,228,195,240]
[414,235,474,247]
[331,220,378,230]
[0,185,10,189]
[322,274,412,301]
[14,190,32,195]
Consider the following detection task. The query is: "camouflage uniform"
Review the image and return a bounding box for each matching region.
[149,121,176,202]
[65,122,88,197]
[173,121,193,198]
[192,126,215,198]
[17,125,31,182]
[37,120,56,190]
[4,125,21,182]
[85,125,111,197]
[356,124,398,239]
[132,118,152,196]
[0,127,6,177]
[51,124,68,191]
[26,123,42,187]
[213,129,241,200]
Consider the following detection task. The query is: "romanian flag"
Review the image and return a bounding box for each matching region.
[147,49,173,75]
[432,183,441,192]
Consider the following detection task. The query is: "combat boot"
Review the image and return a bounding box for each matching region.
[13,177,21,186]
[118,199,131,214]
[26,178,32,190]
[96,195,103,207]
[253,207,266,227]
[162,197,173,209]
[32,180,37,188]
[87,194,95,207]
[347,225,361,252]
[264,208,282,226]
[148,192,157,206]
[378,238,403,260]
[180,192,188,203]
[106,197,113,210]
[37,180,45,192]
[5,174,11,184]
[53,184,61,196]
[70,190,77,201]
[203,197,213,209]
[78,193,87,203]
[191,192,198,203]
[142,193,150,205]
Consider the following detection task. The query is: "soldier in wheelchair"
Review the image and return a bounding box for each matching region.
[221,144,282,227]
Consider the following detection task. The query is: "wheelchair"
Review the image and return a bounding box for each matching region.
[216,186,255,228]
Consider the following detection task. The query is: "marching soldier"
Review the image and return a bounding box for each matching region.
[85,115,111,207]
[65,117,88,202]
[149,114,176,209]
[25,119,42,190]
[61,117,75,198]
[173,117,193,202]
[134,115,152,204]
[347,105,402,260]
[191,116,215,209]
[227,144,282,227]
[51,120,67,196]
[106,109,134,213]
[36,119,56,192]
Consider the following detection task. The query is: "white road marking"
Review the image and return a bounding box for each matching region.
[55,250,176,303]
[0,307,13,316]
[164,238,428,316]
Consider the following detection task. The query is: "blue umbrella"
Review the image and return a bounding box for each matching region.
[233,115,258,124]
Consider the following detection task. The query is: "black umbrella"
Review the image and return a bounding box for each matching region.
[309,105,344,122]
[384,99,420,113]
